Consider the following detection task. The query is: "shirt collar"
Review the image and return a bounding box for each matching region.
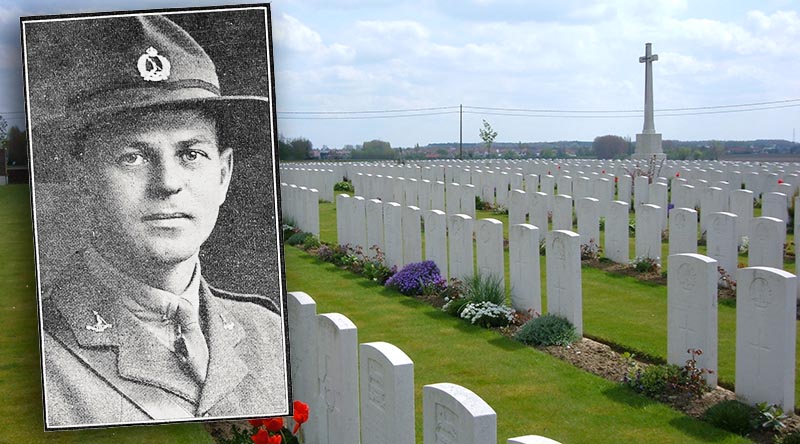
[84,247,202,323]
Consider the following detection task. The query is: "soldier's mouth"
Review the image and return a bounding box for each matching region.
[141,212,193,221]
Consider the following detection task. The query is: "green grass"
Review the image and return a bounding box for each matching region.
[0,185,212,443]
[318,192,800,407]
[284,246,750,443]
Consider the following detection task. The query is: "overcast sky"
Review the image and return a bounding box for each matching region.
[2,0,799,148]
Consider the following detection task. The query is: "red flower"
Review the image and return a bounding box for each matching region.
[614,176,618,183]
[263,417,284,432]
[248,419,264,428]
[251,429,281,444]
[778,179,785,184]
[675,172,680,177]
[601,170,605,174]
[292,400,310,433]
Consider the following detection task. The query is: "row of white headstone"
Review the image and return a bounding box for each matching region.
[281,167,337,202]
[282,158,800,201]
[332,194,798,413]
[287,290,561,444]
[281,183,321,237]
[667,253,796,412]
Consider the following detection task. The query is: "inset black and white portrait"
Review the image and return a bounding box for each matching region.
[21,5,290,430]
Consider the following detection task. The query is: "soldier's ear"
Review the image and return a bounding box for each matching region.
[217,147,233,205]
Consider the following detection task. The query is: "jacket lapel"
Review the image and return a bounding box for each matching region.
[196,280,248,415]
[51,252,201,404]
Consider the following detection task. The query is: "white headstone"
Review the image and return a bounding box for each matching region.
[576,197,600,249]
[424,210,448,279]
[763,192,789,224]
[667,254,718,387]
[667,204,696,253]
[735,267,797,411]
[448,214,475,281]
[546,230,583,336]
[402,206,422,266]
[617,174,632,205]
[432,181,446,211]
[475,218,506,294]
[530,192,550,233]
[634,175,649,209]
[635,203,662,264]
[317,313,360,444]
[383,202,403,269]
[706,212,738,282]
[462,184,477,218]
[288,292,320,443]
[337,193,352,247]
[552,194,573,231]
[730,189,754,245]
[748,216,786,269]
[423,383,497,444]
[359,342,415,444]
[366,199,385,257]
[352,196,368,250]
[605,200,630,264]
[509,189,529,227]
[509,224,541,314]
[446,182,461,215]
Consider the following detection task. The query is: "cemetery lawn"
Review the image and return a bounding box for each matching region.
[285,246,751,443]
[0,185,213,444]
[318,199,800,409]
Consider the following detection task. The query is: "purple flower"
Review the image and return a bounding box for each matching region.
[385,260,442,295]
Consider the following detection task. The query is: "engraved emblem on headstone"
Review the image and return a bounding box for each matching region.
[749,276,774,309]
[677,263,696,292]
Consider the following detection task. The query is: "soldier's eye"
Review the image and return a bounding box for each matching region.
[180,149,209,163]
[118,152,146,166]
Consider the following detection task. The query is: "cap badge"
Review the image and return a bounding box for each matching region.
[86,310,112,333]
[137,46,171,82]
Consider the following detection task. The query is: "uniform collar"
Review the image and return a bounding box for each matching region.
[49,249,249,408]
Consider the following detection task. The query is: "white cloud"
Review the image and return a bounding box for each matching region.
[273,14,355,62]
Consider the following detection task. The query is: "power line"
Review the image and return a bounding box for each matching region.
[279,105,459,115]
[462,103,800,119]
[278,110,459,120]
[463,98,800,114]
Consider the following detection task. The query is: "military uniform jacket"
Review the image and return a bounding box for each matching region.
[41,250,288,428]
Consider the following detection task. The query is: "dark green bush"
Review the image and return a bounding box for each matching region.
[286,232,313,246]
[635,364,681,398]
[334,180,354,192]
[778,431,800,444]
[515,314,579,346]
[302,234,320,250]
[703,400,757,436]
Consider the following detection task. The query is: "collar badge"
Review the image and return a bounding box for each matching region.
[86,310,112,333]
[137,46,171,82]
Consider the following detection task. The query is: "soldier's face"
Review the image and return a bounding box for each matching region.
[82,108,233,265]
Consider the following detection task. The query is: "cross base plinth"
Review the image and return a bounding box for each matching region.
[633,132,665,162]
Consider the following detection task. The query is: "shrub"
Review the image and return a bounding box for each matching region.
[624,348,713,399]
[580,240,600,261]
[462,272,505,305]
[459,301,514,328]
[703,400,758,436]
[302,234,320,250]
[630,256,659,273]
[777,431,800,444]
[634,364,682,398]
[334,180,354,192]
[515,314,579,346]
[360,246,395,284]
[287,232,313,246]
[385,260,442,296]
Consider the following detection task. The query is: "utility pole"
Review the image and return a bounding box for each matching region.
[459,104,463,160]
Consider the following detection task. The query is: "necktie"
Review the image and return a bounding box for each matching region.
[173,298,209,383]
